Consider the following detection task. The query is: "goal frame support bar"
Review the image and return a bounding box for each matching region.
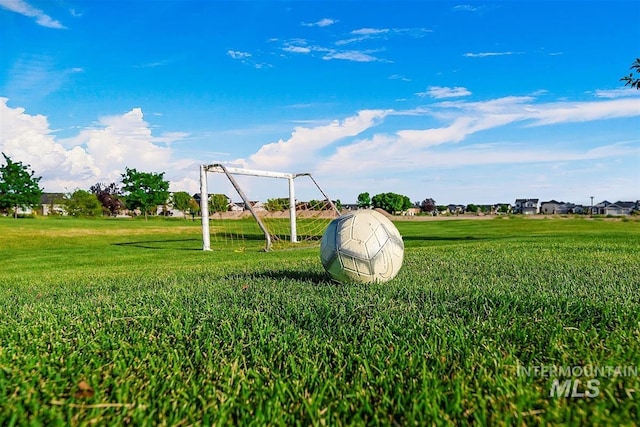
[200,163,338,251]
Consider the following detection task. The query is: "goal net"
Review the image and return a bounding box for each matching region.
[199,164,340,251]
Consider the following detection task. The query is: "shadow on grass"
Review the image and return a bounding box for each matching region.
[113,238,202,251]
[242,269,335,285]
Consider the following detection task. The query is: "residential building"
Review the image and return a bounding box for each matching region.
[540,200,571,215]
[514,199,539,215]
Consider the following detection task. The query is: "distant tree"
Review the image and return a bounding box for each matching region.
[0,153,43,218]
[63,190,103,217]
[90,182,125,216]
[421,198,437,213]
[171,191,194,219]
[265,197,290,212]
[357,192,371,209]
[621,58,640,89]
[120,168,170,220]
[371,192,412,214]
[188,198,201,219]
[466,203,479,213]
[308,199,332,210]
[209,194,229,213]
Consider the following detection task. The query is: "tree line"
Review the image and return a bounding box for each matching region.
[0,153,182,219]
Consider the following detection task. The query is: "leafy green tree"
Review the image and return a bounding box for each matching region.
[90,182,124,216]
[63,190,103,217]
[265,197,290,212]
[357,192,371,208]
[466,203,479,213]
[171,191,194,219]
[188,198,201,219]
[209,194,229,213]
[120,167,170,220]
[0,153,43,218]
[621,58,640,89]
[371,192,412,214]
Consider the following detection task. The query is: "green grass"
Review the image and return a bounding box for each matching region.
[1,216,639,425]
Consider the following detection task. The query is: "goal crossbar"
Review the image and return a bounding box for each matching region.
[200,163,338,251]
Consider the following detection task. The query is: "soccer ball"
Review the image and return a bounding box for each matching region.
[320,209,404,283]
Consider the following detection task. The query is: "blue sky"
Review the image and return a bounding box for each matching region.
[1,0,639,206]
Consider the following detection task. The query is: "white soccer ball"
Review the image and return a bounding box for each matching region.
[320,209,404,283]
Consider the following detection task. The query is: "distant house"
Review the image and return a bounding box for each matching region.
[229,202,245,212]
[601,201,637,216]
[514,199,539,215]
[540,200,571,215]
[592,200,611,215]
[341,204,360,212]
[571,205,587,214]
[403,205,422,216]
[446,204,465,215]
[40,193,66,216]
[247,201,266,212]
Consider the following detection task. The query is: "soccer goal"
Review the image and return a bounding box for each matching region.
[199,163,340,251]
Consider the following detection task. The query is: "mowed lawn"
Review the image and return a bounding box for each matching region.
[0,216,639,425]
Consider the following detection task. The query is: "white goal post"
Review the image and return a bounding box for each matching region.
[199,163,338,251]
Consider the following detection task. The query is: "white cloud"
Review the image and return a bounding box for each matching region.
[389,74,411,82]
[453,5,480,12]
[464,51,521,58]
[239,109,391,171]
[314,96,640,183]
[351,28,390,36]
[0,99,198,192]
[593,88,640,99]
[0,97,98,189]
[336,27,430,46]
[153,132,190,145]
[0,0,65,28]
[280,39,385,63]
[1,93,637,203]
[302,18,337,27]
[416,86,472,99]
[322,50,386,63]
[525,98,640,126]
[227,50,251,60]
[283,45,312,54]
[227,50,271,69]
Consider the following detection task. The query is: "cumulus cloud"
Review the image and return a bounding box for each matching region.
[2,92,638,202]
[0,99,197,192]
[0,0,65,28]
[239,109,391,171]
[0,98,98,190]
